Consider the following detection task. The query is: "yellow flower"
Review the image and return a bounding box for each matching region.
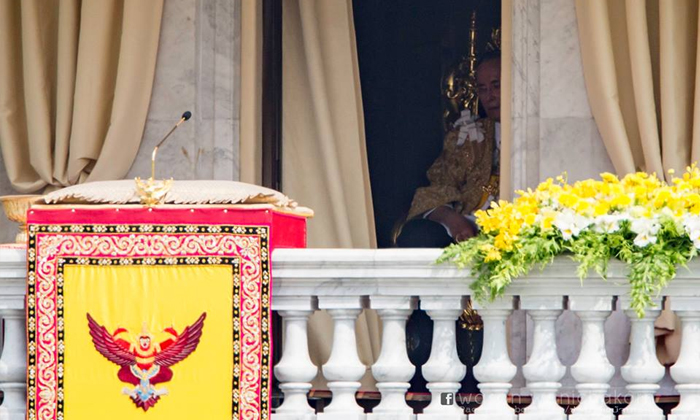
[633,186,650,204]
[573,180,598,198]
[475,210,498,234]
[574,200,592,215]
[481,244,502,262]
[524,213,537,226]
[600,172,619,184]
[541,215,554,230]
[593,201,611,216]
[558,192,579,209]
[507,220,522,236]
[494,232,515,251]
[610,193,632,208]
[653,189,672,209]
[683,193,700,214]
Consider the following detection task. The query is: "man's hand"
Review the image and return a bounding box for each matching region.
[427,206,476,242]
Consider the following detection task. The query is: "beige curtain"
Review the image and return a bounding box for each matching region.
[282,0,379,390]
[575,0,700,177]
[576,0,699,364]
[283,0,375,249]
[0,0,164,193]
[501,0,513,201]
[240,0,263,186]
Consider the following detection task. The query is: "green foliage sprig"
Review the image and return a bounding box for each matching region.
[438,169,700,317]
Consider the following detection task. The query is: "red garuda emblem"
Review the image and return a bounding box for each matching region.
[87,313,206,411]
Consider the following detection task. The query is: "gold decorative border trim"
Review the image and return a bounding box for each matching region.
[27,224,271,420]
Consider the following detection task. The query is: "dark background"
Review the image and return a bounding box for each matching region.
[353,0,501,248]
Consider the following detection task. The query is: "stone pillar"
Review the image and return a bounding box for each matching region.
[618,297,664,420]
[520,296,566,420]
[0,306,27,420]
[669,297,700,420]
[569,296,614,420]
[318,296,367,420]
[418,296,466,420]
[273,296,318,420]
[471,297,517,420]
[369,296,417,420]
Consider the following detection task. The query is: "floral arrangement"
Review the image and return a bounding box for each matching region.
[438,167,700,316]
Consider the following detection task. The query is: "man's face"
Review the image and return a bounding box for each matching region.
[476,58,501,121]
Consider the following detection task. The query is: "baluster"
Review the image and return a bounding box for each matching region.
[273,296,318,420]
[318,296,367,420]
[668,297,700,420]
[471,297,517,420]
[520,296,566,420]
[368,296,417,420]
[417,296,466,420]
[569,296,615,420]
[0,306,27,420]
[618,297,664,420]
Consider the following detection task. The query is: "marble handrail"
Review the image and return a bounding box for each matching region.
[2,246,699,419]
[271,248,700,420]
[0,246,28,420]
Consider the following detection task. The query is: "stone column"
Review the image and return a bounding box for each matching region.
[418,296,466,420]
[471,297,517,420]
[520,296,566,420]
[369,296,417,420]
[618,297,664,420]
[0,305,27,420]
[669,297,700,420]
[318,296,367,420]
[273,296,318,420]
[569,296,615,420]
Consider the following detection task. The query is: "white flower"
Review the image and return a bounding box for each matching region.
[554,210,592,240]
[659,207,676,219]
[630,218,661,247]
[595,214,623,234]
[628,205,649,219]
[633,232,657,247]
[682,215,700,249]
[630,217,661,235]
[617,210,631,222]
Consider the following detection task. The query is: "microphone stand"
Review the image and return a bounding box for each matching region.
[135,111,192,206]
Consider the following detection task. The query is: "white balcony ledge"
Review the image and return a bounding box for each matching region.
[271,248,700,420]
[272,248,700,298]
[1,247,699,419]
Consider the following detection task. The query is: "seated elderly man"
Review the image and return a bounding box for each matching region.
[398,51,501,247]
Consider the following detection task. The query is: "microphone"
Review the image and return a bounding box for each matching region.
[150,111,192,179]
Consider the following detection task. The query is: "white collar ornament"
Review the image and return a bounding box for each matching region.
[455,109,485,146]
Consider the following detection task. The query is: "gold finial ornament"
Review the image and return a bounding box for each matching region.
[0,195,43,243]
[135,111,191,206]
[486,27,501,52]
[441,13,502,131]
[460,300,484,331]
[442,11,480,131]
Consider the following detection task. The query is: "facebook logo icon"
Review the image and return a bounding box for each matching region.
[440,392,454,405]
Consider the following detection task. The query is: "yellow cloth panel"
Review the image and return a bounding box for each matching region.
[63,264,233,420]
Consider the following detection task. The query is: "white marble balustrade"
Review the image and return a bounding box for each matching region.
[4,247,700,419]
[0,247,28,420]
[271,248,700,419]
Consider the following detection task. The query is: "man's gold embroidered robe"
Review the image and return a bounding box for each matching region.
[408,119,498,220]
